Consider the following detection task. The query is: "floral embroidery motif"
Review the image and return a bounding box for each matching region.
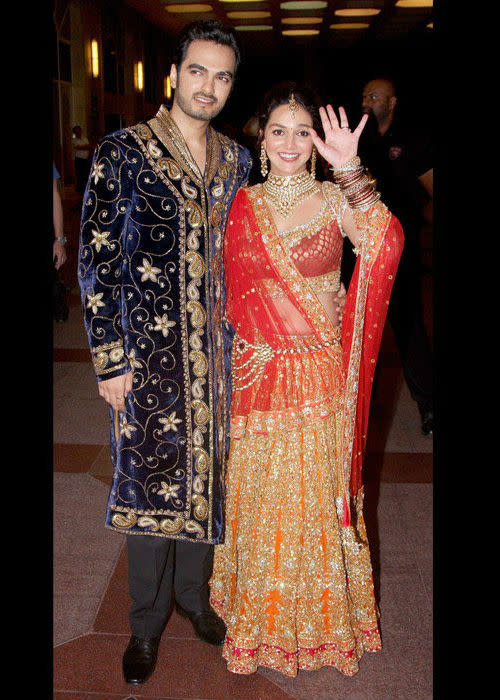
[90,229,112,252]
[127,348,141,369]
[120,418,136,439]
[153,314,176,337]
[86,292,105,314]
[90,162,105,184]
[137,258,162,283]
[159,411,182,432]
[157,482,181,502]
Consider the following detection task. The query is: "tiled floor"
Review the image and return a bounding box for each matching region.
[53,191,433,700]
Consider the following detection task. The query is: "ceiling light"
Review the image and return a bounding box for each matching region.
[334,9,380,17]
[282,29,320,35]
[280,2,327,10]
[395,1,433,7]
[330,23,370,29]
[282,17,323,25]
[227,11,271,19]
[235,25,273,31]
[165,4,213,13]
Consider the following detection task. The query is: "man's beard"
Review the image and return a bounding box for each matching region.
[175,89,224,122]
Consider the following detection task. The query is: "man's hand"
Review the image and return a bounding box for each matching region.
[53,240,67,269]
[98,371,133,411]
[336,282,347,322]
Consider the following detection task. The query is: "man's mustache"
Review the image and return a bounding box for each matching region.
[193,93,217,103]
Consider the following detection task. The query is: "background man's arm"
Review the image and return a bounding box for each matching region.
[418,168,433,197]
[53,178,66,269]
[418,168,433,224]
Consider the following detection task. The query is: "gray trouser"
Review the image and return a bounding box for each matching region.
[126,534,214,638]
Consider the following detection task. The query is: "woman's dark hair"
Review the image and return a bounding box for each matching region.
[172,20,241,76]
[256,81,322,145]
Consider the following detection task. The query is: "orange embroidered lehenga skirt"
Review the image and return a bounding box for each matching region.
[209,185,403,677]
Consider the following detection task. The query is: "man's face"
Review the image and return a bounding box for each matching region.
[170,40,236,122]
[361,80,396,123]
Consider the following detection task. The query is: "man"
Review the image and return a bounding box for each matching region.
[53,163,68,321]
[359,78,433,435]
[72,125,91,195]
[78,21,252,685]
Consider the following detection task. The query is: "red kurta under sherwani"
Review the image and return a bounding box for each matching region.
[209,180,404,677]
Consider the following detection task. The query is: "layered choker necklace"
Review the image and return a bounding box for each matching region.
[262,170,320,219]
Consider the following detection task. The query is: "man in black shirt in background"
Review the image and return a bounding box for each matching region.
[358,78,433,435]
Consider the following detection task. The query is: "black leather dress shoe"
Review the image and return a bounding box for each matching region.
[122,635,160,685]
[175,602,226,646]
[421,411,434,436]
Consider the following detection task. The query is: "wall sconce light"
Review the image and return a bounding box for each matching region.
[91,40,99,78]
[164,76,172,100]
[134,61,144,92]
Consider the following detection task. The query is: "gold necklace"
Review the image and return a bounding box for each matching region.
[263,170,320,219]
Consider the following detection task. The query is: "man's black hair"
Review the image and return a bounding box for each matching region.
[363,76,398,95]
[172,19,241,76]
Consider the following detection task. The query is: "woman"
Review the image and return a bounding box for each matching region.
[209,83,404,677]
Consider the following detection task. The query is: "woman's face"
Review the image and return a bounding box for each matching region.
[262,102,314,177]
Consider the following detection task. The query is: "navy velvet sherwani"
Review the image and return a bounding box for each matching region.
[78,105,252,543]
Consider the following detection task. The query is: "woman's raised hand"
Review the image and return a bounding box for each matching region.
[311,105,369,170]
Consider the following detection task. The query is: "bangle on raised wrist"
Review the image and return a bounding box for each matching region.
[329,155,361,173]
[331,158,381,211]
[55,235,67,245]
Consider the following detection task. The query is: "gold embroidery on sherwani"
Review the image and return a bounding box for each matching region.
[149,104,221,185]
[106,126,198,536]
[91,339,127,375]
[101,110,240,542]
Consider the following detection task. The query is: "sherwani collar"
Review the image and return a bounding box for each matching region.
[148,104,222,186]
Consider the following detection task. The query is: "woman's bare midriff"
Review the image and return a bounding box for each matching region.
[316,290,341,327]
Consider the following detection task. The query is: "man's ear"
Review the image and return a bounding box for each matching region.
[170,64,177,90]
[389,95,397,112]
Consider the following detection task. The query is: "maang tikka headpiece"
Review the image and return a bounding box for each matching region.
[288,92,298,120]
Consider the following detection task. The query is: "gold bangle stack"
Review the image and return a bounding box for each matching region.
[331,158,380,211]
[330,156,361,172]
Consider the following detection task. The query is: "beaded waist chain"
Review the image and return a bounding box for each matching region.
[232,328,341,391]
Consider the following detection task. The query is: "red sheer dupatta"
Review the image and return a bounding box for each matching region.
[224,185,403,526]
[340,205,404,518]
[223,187,344,421]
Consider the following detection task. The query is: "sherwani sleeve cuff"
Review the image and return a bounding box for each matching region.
[91,339,131,381]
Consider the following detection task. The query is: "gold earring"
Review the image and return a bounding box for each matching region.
[310,147,317,179]
[260,143,268,177]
